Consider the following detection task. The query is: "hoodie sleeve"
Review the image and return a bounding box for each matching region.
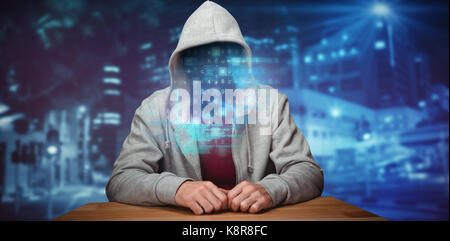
[256,93,324,208]
[105,101,193,206]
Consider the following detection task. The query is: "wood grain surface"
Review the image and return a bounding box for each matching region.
[54,196,386,221]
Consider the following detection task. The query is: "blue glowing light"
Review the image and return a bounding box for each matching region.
[218,67,227,76]
[317,53,325,61]
[104,89,121,96]
[103,77,121,85]
[78,105,87,113]
[304,55,312,64]
[375,20,384,28]
[431,93,439,101]
[328,86,335,93]
[372,3,390,16]
[140,42,152,50]
[9,84,19,93]
[363,133,371,140]
[374,40,386,50]
[331,108,341,118]
[342,34,348,41]
[384,115,393,123]
[103,65,120,73]
[418,100,427,108]
[47,145,58,155]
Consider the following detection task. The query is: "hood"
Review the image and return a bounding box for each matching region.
[164,1,256,173]
[168,0,253,88]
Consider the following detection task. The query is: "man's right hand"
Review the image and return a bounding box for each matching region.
[175,181,228,215]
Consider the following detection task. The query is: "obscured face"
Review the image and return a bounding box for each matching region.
[179,42,250,92]
[171,42,252,126]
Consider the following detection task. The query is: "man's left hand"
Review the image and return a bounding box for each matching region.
[227,181,273,213]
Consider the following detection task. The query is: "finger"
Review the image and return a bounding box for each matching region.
[210,187,228,210]
[201,188,223,212]
[189,201,204,215]
[227,183,245,208]
[219,188,229,194]
[231,191,252,212]
[195,196,214,214]
[249,198,267,214]
[240,192,259,213]
[218,188,230,209]
[204,182,227,210]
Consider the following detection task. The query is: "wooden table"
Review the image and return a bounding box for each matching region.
[54,196,386,221]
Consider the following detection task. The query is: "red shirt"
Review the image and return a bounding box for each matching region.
[199,124,236,190]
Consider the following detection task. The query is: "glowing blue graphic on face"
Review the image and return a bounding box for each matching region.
[174,42,252,153]
[179,42,252,90]
[173,124,241,155]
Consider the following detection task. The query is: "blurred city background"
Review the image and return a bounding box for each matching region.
[0,0,448,220]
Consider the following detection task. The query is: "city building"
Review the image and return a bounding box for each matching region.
[280,88,431,189]
[91,65,124,170]
[301,18,423,109]
[273,25,301,89]
[244,36,277,86]
[244,25,301,88]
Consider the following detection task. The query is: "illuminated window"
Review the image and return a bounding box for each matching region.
[140,42,152,50]
[104,89,121,96]
[103,65,120,73]
[103,77,121,85]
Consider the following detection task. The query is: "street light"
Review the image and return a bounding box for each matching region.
[46,129,60,156]
[372,3,390,16]
[47,145,58,155]
[45,128,59,219]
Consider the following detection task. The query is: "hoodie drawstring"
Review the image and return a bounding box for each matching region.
[162,105,171,150]
[164,121,171,150]
[245,123,254,173]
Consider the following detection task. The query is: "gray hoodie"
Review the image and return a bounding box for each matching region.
[106,1,324,208]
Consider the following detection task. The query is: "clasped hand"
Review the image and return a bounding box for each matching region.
[175,180,273,215]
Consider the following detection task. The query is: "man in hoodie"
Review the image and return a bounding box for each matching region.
[106,1,324,215]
